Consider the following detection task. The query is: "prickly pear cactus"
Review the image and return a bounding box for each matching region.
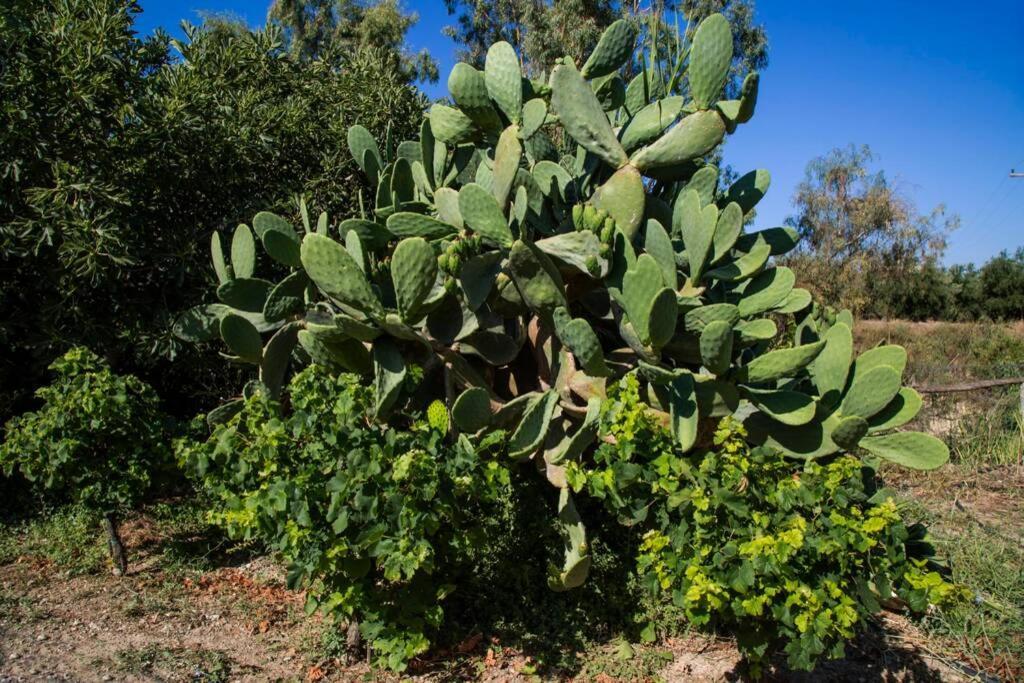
[175,14,948,590]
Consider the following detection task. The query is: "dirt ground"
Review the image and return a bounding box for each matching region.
[0,508,1002,683]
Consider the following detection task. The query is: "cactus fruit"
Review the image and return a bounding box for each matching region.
[176,12,950,597]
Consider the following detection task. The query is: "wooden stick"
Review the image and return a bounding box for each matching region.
[912,377,1024,394]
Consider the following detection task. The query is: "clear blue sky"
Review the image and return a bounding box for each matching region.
[136,1,1023,266]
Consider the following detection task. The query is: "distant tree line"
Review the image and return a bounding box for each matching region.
[783,145,1023,322]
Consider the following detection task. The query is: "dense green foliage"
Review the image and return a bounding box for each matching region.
[865,248,1024,321]
[0,0,425,420]
[571,377,964,672]
[173,12,961,674]
[0,348,170,514]
[269,0,439,81]
[177,366,511,669]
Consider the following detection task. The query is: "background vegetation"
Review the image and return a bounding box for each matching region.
[0,1,1021,681]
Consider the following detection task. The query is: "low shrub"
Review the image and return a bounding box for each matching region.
[0,348,173,573]
[176,366,511,669]
[571,376,965,673]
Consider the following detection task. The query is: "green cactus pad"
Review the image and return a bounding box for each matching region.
[684,303,740,333]
[492,125,522,209]
[333,313,381,342]
[744,411,841,460]
[521,98,547,139]
[860,431,949,470]
[386,212,457,240]
[676,190,712,278]
[631,110,726,172]
[485,41,523,123]
[737,267,795,317]
[259,321,300,399]
[867,388,923,433]
[735,226,800,255]
[429,104,477,144]
[740,340,826,384]
[263,272,309,323]
[338,218,390,249]
[646,288,679,349]
[688,13,733,109]
[343,229,366,274]
[622,254,663,332]
[448,63,503,133]
[549,488,591,591]
[373,338,407,417]
[734,318,777,343]
[737,72,760,123]
[810,322,853,406]
[253,212,301,267]
[546,398,602,465]
[831,415,869,450]
[206,399,244,428]
[210,232,230,284]
[458,252,503,310]
[459,183,514,247]
[840,365,902,419]
[667,374,698,451]
[723,169,771,215]
[217,277,273,313]
[553,308,611,377]
[700,320,733,376]
[347,125,382,178]
[298,329,371,375]
[620,96,684,152]
[510,390,560,459]
[173,303,230,342]
[433,188,463,228]
[851,345,908,381]
[461,329,522,366]
[508,240,568,314]
[220,313,262,363]
[451,387,493,433]
[744,387,817,426]
[592,73,626,111]
[230,224,255,279]
[684,165,720,207]
[300,234,381,316]
[774,288,813,314]
[581,19,637,79]
[643,219,677,288]
[706,236,770,282]
[593,165,646,240]
[391,237,438,321]
[549,64,628,169]
[710,201,744,264]
[536,232,605,276]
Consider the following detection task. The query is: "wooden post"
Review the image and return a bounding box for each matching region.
[103,513,127,576]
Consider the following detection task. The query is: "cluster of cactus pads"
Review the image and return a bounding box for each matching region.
[175,14,948,590]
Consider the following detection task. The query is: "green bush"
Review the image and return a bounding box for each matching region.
[0,0,426,420]
[0,348,172,573]
[176,366,511,670]
[570,376,965,673]
[175,13,961,674]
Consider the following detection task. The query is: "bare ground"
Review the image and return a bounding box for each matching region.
[1,486,1009,683]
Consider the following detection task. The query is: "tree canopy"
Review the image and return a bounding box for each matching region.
[269,0,439,81]
[784,144,958,315]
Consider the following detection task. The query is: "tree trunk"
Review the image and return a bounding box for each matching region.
[345,619,362,664]
[103,513,127,576]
